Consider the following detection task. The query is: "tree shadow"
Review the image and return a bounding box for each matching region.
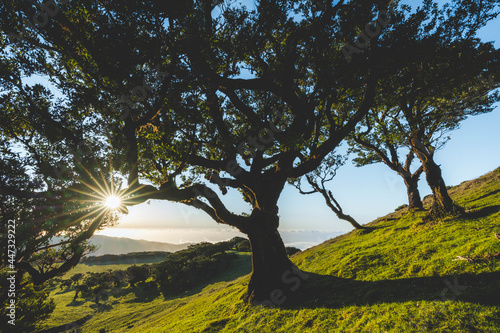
[67,299,87,307]
[471,189,500,202]
[283,270,500,310]
[465,205,500,219]
[90,303,113,312]
[127,282,161,303]
[54,288,73,295]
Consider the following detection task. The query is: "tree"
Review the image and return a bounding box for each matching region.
[349,1,500,218]
[285,247,301,256]
[126,265,149,288]
[1,0,494,304]
[349,114,425,210]
[0,0,389,304]
[81,272,112,305]
[70,273,84,286]
[236,240,251,252]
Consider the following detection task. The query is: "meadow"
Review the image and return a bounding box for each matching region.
[38,168,500,332]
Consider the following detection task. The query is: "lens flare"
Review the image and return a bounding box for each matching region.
[104,196,121,209]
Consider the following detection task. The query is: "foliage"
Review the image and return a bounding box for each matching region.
[0,0,400,300]
[81,271,114,305]
[349,0,500,214]
[235,240,251,252]
[285,247,301,256]
[0,271,55,333]
[126,265,150,287]
[81,252,171,265]
[153,242,237,295]
[70,273,84,285]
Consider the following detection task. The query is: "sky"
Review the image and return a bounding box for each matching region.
[96,1,500,249]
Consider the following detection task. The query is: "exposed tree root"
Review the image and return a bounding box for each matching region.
[423,202,464,222]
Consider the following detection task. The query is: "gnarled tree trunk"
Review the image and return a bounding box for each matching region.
[403,174,423,210]
[421,158,461,217]
[409,137,462,218]
[240,210,304,306]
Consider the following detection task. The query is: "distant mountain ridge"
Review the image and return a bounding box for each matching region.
[88,235,191,256]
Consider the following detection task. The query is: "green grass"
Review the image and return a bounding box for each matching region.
[60,254,172,279]
[38,167,500,332]
[61,264,136,278]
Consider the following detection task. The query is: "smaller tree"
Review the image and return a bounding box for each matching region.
[60,279,73,290]
[351,1,500,219]
[110,270,126,288]
[73,284,89,302]
[236,240,251,252]
[82,272,112,305]
[349,110,424,210]
[285,247,301,256]
[127,265,149,288]
[70,273,84,286]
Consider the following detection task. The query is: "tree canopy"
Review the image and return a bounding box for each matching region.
[1,0,498,305]
[350,1,500,217]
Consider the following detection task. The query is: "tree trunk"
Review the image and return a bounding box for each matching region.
[421,158,462,218]
[403,175,423,209]
[242,211,305,306]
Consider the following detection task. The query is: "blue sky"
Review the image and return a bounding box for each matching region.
[98,1,500,246]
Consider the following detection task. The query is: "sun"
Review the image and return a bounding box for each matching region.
[104,196,121,209]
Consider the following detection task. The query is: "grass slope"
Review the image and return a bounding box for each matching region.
[40,168,500,333]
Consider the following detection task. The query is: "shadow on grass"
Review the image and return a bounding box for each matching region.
[67,299,87,307]
[90,303,113,312]
[283,270,500,310]
[127,282,161,303]
[54,288,73,295]
[471,189,500,202]
[465,205,500,219]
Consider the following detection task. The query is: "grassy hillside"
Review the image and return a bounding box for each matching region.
[39,168,500,332]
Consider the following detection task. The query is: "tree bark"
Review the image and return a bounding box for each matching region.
[241,210,302,306]
[410,138,461,218]
[421,157,461,217]
[403,174,423,209]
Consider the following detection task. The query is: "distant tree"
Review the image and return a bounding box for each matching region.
[82,272,112,305]
[70,273,84,286]
[285,247,301,256]
[220,237,248,251]
[236,240,251,252]
[111,270,126,288]
[127,265,149,288]
[60,279,73,290]
[73,284,89,302]
[351,1,500,219]
[349,115,425,210]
